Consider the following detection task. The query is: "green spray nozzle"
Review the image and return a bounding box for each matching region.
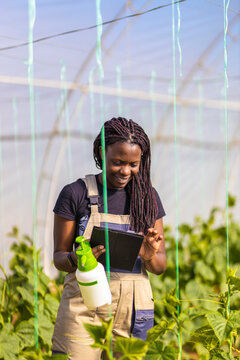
[75,236,97,272]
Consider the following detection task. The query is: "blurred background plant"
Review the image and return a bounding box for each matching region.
[0,227,67,359]
[0,196,239,359]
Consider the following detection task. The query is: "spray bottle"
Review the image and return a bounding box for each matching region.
[75,236,112,309]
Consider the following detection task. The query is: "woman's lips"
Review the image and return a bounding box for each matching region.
[115,176,130,184]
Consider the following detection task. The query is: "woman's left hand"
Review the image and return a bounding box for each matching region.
[139,228,164,261]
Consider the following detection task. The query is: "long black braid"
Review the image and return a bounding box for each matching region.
[93,117,158,234]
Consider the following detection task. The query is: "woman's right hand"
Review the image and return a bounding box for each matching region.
[91,245,106,259]
[72,242,105,266]
[72,243,105,264]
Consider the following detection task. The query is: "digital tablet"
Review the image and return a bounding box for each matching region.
[90,226,144,271]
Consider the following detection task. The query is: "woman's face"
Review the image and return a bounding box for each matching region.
[101,141,142,190]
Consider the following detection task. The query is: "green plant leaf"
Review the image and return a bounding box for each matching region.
[7,226,19,238]
[44,294,60,321]
[115,337,148,359]
[15,319,35,350]
[45,354,69,360]
[146,320,176,343]
[228,311,240,329]
[83,318,113,354]
[211,353,234,360]
[206,312,232,344]
[0,313,4,327]
[144,340,178,360]
[84,320,109,345]
[16,264,29,277]
[0,324,19,360]
[194,260,215,282]
[228,194,236,208]
[191,325,218,347]
[227,273,240,291]
[38,272,50,297]
[38,313,55,348]
[179,224,192,235]
[18,349,44,360]
[17,286,35,305]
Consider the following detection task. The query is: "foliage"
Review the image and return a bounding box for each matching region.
[0,195,240,359]
[84,195,240,359]
[0,227,67,360]
[148,195,240,358]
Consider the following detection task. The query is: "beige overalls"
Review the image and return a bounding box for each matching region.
[52,175,154,359]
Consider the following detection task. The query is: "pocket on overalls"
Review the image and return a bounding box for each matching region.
[132,278,154,340]
[112,279,134,338]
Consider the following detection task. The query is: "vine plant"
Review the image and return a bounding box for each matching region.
[0,196,239,359]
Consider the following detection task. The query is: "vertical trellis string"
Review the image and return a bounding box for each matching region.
[12,98,22,226]
[177,1,182,76]
[172,0,182,358]
[96,0,104,124]
[100,127,110,284]
[60,62,73,182]
[197,78,206,214]
[0,117,6,270]
[35,93,40,159]
[96,0,104,81]
[223,0,231,352]
[116,65,122,115]
[150,70,157,135]
[96,0,109,276]
[89,69,95,136]
[96,0,111,328]
[28,0,38,349]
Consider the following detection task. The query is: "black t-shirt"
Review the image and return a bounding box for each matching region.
[53,174,165,237]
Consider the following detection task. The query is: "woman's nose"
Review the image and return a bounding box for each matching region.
[120,165,131,176]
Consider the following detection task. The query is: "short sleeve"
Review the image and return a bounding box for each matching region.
[154,188,166,219]
[53,184,78,221]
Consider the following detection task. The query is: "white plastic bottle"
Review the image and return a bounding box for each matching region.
[75,236,112,309]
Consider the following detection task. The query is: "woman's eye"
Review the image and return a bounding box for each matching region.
[112,161,121,166]
[131,163,138,168]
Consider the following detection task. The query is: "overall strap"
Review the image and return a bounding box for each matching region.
[82,174,99,214]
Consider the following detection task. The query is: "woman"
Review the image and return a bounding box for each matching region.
[52,117,166,359]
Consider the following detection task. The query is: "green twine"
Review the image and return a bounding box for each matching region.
[97,0,109,293]
[95,0,104,124]
[223,0,231,352]
[100,126,110,284]
[12,98,22,226]
[60,61,73,181]
[150,70,157,135]
[89,69,95,136]
[35,93,41,159]
[177,1,182,76]
[99,76,104,125]
[0,118,6,270]
[96,7,112,354]
[96,0,104,79]
[172,0,182,358]
[28,0,38,349]
[223,0,230,271]
[116,65,122,115]
[100,127,112,360]
[197,78,206,214]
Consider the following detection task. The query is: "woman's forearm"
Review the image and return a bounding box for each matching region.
[143,252,167,275]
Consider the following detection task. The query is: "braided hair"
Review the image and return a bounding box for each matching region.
[93,117,158,234]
